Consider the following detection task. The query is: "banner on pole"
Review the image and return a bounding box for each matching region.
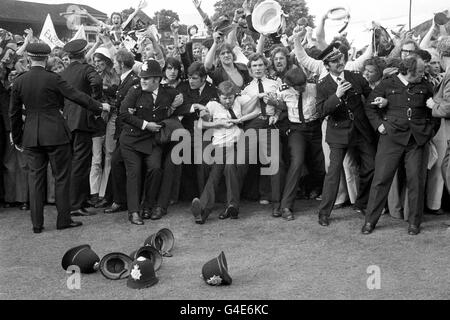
[39,14,65,49]
[71,24,87,41]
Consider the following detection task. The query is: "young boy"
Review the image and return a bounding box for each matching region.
[191,80,260,224]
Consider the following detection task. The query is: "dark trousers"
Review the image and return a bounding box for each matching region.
[319,135,376,218]
[157,143,182,210]
[365,135,428,227]
[70,130,92,210]
[25,144,72,229]
[180,138,211,200]
[200,144,242,212]
[121,144,163,213]
[239,121,285,205]
[110,143,127,206]
[281,120,325,210]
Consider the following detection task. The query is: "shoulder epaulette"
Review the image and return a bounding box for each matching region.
[267,75,278,81]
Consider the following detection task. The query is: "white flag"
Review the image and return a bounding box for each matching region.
[39,14,65,49]
[71,25,86,41]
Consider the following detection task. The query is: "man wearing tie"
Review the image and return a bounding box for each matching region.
[277,68,325,220]
[240,53,286,219]
[316,45,376,227]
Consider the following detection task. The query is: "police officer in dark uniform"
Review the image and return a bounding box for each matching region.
[61,39,104,216]
[316,45,376,227]
[119,60,177,225]
[104,49,140,214]
[9,43,110,233]
[362,56,435,235]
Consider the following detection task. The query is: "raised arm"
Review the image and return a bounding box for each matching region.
[122,0,147,30]
[315,13,329,51]
[204,33,221,71]
[293,27,325,75]
[192,0,213,33]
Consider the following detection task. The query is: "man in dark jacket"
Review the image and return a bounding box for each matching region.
[362,56,435,235]
[316,45,376,227]
[173,62,218,198]
[61,39,103,216]
[104,49,140,214]
[9,43,110,233]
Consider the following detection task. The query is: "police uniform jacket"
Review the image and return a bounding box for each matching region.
[9,66,103,147]
[316,70,375,145]
[173,80,218,134]
[365,75,435,147]
[61,61,103,133]
[119,84,177,154]
[114,70,140,140]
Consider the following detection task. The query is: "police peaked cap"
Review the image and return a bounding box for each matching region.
[26,43,51,57]
[63,39,88,55]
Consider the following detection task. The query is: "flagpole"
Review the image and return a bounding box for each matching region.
[409,0,412,30]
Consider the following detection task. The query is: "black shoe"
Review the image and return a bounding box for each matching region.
[424,208,445,216]
[3,202,14,208]
[272,207,282,218]
[333,202,350,210]
[318,215,329,227]
[129,212,144,225]
[352,205,365,215]
[220,206,238,220]
[104,203,127,214]
[86,194,99,207]
[362,223,375,235]
[94,198,109,209]
[20,203,30,211]
[191,198,205,224]
[151,207,165,220]
[282,208,294,221]
[71,208,96,217]
[57,220,83,230]
[33,227,44,234]
[408,225,420,236]
[141,208,152,220]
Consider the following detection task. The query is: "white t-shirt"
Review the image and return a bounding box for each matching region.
[206,97,248,147]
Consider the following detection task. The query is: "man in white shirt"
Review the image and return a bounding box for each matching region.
[191,80,259,224]
[240,53,286,219]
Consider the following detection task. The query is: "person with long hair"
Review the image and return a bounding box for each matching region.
[89,48,120,208]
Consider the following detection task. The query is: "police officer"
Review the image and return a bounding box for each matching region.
[119,60,177,225]
[363,56,435,235]
[316,45,376,227]
[9,43,110,233]
[61,39,104,217]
